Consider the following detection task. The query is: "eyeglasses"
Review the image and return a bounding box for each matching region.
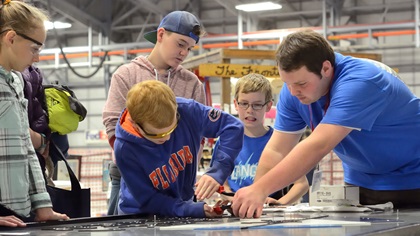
[137,113,180,139]
[237,101,270,110]
[15,32,43,46]
[16,32,43,55]
[0,29,43,54]
[0,29,43,46]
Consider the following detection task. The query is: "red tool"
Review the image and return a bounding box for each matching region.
[213,186,233,215]
[217,186,235,196]
[213,203,232,215]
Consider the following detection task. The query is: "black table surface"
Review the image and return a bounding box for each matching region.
[1,209,420,236]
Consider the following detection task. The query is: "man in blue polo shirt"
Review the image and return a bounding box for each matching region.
[232,29,420,218]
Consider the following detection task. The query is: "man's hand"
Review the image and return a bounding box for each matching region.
[34,208,69,222]
[231,185,266,218]
[0,216,26,227]
[194,175,220,201]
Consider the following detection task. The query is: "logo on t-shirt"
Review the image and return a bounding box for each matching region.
[208,108,221,122]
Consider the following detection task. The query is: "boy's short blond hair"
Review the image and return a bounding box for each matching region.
[235,73,273,102]
[126,80,177,128]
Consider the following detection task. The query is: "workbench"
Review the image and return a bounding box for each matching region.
[1,208,419,235]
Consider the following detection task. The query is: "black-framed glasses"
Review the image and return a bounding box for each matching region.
[16,32,43,46]
[137,113,180,139]
[237,101,270,110]
[0,29,43,46]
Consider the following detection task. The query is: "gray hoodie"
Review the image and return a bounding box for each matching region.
[102,55,206,143]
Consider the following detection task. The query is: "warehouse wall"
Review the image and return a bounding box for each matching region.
[37,1,420,149]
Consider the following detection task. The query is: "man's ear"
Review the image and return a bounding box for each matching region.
[321,60,333,78]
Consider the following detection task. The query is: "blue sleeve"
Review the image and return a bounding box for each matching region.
[209,139,220,167]
[115,140,206,218]
[190,101,244,185]
[274,86,307,132]
[323,79,387,131]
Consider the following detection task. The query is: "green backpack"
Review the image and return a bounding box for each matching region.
[44,83,87,135]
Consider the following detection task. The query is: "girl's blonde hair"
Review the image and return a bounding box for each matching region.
[0,0,49,35]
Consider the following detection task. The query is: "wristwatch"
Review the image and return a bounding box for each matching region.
[36,133,47,152]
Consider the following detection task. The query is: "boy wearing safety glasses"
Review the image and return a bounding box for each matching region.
[114,80,243,218]
[216,73,309,205]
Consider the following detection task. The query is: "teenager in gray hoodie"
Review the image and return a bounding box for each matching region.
[102,11,206,215]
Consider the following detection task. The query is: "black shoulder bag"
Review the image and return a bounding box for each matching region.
[47,141,91,218]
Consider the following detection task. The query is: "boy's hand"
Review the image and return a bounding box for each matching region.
[203,204,218,218]
[204,200,230,218]
[34,208,69,222]
[265,197,280,205]
[195,175,219,201]
[0,216,26,227]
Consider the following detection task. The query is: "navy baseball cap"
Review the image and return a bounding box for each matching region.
[144,11,200,44]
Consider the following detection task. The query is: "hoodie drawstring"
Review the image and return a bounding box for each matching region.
[167,70,171,86]
[153,68,171,86]
[153,68,158,81]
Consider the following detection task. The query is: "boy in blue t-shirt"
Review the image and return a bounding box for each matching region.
[215,73,308,205]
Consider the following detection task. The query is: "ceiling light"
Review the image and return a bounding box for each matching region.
[44,21,72,30]
[235,1,282,12]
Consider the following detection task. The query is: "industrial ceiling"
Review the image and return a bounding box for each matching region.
[33,0,418,48]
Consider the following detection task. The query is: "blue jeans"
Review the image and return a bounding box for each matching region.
[107,162,121,215]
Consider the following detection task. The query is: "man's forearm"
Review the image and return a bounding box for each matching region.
[254,148,284,181]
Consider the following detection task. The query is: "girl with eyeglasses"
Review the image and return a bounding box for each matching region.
[0,0,68,227]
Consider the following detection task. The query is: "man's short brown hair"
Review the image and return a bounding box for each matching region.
[275,29,335,77]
